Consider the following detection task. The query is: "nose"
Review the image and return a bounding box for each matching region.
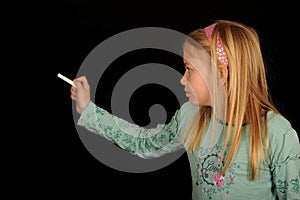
[180,72,187,86]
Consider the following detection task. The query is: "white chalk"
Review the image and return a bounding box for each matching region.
[57,73,77,87]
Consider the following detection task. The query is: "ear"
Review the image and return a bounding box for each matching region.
[218,64,228,85]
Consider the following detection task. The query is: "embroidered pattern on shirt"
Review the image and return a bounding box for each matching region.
[94,106,178,155]
[276,176,300,194]
[273,162,300,195]
[195,145,240,198]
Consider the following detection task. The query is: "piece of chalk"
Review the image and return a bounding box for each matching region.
[57,73,77,87]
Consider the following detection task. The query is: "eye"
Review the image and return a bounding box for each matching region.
[184,61,193,73]
[185,65,191,72]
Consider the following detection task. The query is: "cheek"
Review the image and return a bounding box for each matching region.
[192,77,210,104]
[194,85,208,99]
[192,75,208,94]
[199,81,209,94]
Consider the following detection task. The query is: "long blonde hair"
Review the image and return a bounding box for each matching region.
[181,20,280,180]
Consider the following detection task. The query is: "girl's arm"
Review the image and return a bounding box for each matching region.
[270,128,300,199]
[71,75,197,158]
[77,100,194,158]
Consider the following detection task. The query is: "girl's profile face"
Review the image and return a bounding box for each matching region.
[181,44,211,106]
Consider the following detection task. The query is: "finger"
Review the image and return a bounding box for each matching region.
[70,94,77,100]
[70,86,77,92]
[74,76,89,90]
[75,76,87,83]
[70,90,77,97]
[73,79,83,89]
[70,86,76,94]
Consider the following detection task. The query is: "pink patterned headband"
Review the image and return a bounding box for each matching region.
[204,23,229,67]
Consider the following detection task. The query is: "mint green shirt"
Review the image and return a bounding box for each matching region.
[78,101,300,200]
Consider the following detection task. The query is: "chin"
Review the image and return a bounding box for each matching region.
[188,97,199,106]
[189,97,209,106]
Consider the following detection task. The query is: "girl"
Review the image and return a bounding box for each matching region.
[70,20,300,199]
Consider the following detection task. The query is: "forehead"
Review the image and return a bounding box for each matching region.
[183,43,211,67]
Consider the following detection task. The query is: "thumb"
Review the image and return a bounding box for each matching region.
[74,76,89,90]
[73,79,83,89]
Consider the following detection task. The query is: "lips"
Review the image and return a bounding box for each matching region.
[184,89,190,96]
[184,88,190,93]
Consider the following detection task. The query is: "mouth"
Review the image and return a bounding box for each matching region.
[184,89,190,97]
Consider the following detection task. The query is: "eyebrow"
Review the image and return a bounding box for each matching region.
[183,59,190,65]
[183,60,194,68]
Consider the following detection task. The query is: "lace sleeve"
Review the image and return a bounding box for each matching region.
[77,101,197,158]
[271,128,300,200]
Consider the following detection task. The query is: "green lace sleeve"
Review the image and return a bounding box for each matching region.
[271,128,300,200]
[77,101,197,159]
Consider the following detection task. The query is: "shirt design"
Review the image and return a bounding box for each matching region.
[195,145,240,199]
[275,171,300,194]
[94,106,178,155]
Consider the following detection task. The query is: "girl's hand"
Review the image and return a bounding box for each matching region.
[70,76,91,114]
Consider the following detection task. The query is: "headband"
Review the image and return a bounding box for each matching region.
[204,23,229,67]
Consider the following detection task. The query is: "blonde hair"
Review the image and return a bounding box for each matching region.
[181,20,280,180]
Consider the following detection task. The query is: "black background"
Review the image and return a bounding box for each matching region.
[5,0,299,199]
